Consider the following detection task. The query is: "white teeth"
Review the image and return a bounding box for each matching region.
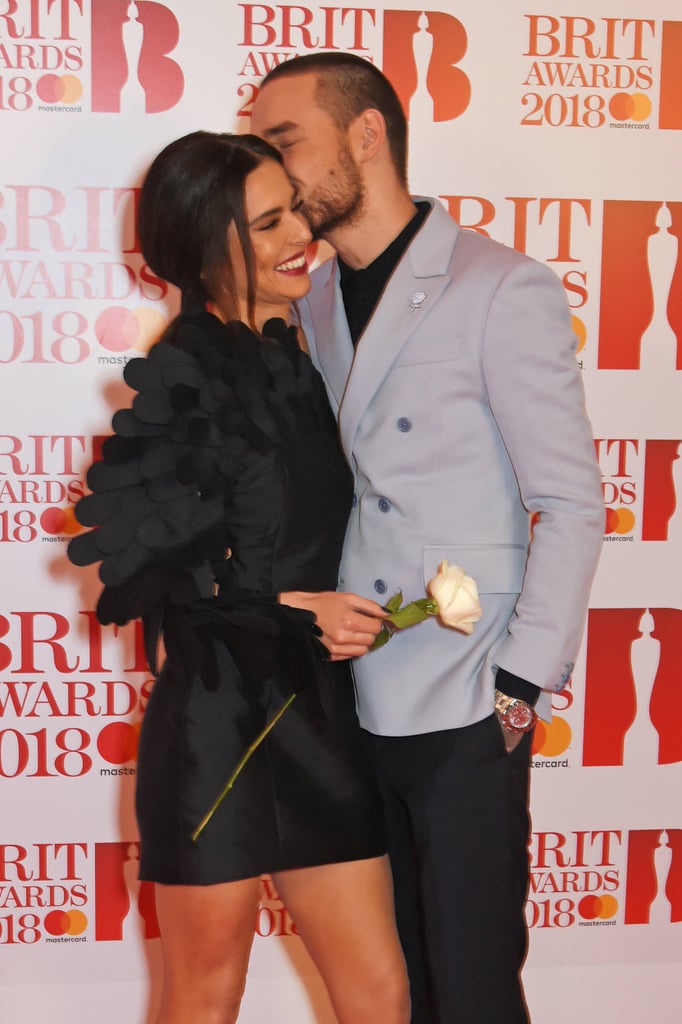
[275,255,306,271]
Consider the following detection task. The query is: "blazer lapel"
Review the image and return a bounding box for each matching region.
[306,259,354,412]
[339,201,458,459]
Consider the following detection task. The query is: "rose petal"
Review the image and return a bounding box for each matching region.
[428,560,464,609]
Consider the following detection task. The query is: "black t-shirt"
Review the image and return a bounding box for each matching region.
[339,201,430,345]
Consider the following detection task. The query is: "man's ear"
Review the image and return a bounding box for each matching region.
[350,109,386,162]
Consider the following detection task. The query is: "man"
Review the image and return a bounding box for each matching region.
[252,53,603,1024]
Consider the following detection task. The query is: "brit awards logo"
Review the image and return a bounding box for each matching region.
[598,200,682,370]
[0,843,89,945]
[520,15,682,131]
[0,183,171,367]
[0,841,161,944]
[583,608,682,766]
[528,829,622,929]
[0,434,106,543]
[0,840,303,944]
[91,0,183,113]
[0,610,152,781]
[234,5,471,125]
[596,439,682,540]
[0,0,85,112]
[527,828,682,930]
[0,0,183,114]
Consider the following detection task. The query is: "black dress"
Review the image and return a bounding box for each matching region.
[68,312,385,884]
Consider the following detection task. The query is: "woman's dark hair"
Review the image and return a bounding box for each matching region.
[261,53,408,185]
[138,131,283,326]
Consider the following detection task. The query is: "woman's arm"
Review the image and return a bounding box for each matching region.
[279,591,387,660]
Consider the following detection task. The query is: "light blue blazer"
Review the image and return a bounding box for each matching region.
[302,199,603,736]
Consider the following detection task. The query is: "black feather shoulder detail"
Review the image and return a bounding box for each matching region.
[68,312,324,635]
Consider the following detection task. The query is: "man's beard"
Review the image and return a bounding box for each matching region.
[300,142,365,240]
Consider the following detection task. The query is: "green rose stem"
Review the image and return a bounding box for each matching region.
[371,594,439,650]
[192,692,298,842]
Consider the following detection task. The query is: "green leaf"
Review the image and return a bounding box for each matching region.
[370,625,392,650]
[388,601,430,629]
[385,591,403,613]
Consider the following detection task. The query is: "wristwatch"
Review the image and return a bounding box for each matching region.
[494,689,537,733]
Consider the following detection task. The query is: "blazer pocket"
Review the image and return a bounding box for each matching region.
[423,544,527,594]
[393,333,462,367]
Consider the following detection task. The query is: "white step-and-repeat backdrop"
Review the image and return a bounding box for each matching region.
[1,2,680,1021]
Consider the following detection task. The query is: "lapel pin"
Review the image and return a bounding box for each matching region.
[409,290,427,312]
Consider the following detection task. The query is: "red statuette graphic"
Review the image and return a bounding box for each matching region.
[91,0,183,113]
[598,201,682,369]
[659,22,682,129]
[382,9,470,123]
[583,609,682,766]
[94,843,159,940]
[624,830,682,923]
[642,440,681,540]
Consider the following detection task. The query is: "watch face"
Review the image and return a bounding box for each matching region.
[506,703,535,731]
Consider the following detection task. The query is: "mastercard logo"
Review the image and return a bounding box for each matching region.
[41,506,81,536]
[36,74,83,105]
[571,315,587,354]
[44,909,88,936]
[578,894,618,920]
[604,507,636,535]
[97,721,141,765]
[94,305,168,354]
[609,92,652,122]
[532,715,572,757]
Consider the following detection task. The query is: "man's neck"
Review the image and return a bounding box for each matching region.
[326,189,420,271]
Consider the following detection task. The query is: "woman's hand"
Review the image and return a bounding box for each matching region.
[279,591,387,660]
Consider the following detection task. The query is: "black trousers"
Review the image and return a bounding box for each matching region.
[367,714,533,1024]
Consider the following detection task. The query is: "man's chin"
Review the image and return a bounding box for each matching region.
[302,197,365,240]
[307,211,350,241]
[300,205,325,240]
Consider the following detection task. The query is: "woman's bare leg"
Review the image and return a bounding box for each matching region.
[274,855,411,1024]
[153,877,262,1024]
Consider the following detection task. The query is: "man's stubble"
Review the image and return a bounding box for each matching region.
[301,139,366,241]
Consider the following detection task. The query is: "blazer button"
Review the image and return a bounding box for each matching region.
[374,579,387,595]
[351,494,358,509]
[378,497,391,513]
[397,417,413,432]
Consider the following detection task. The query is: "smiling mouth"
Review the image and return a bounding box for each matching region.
[275,253,307,272]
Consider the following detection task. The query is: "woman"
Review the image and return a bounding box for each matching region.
[68,132,410,1024]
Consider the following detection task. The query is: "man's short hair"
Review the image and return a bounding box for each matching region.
[261,52,408,185]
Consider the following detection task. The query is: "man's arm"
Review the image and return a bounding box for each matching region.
[482,258,604,698]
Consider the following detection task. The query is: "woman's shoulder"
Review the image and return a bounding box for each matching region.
[159,310,236,359]
[144,312,333,440]
[155,312,286,374]
[157,311,300,360]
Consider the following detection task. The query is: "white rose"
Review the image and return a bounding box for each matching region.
[427,560,482,635]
